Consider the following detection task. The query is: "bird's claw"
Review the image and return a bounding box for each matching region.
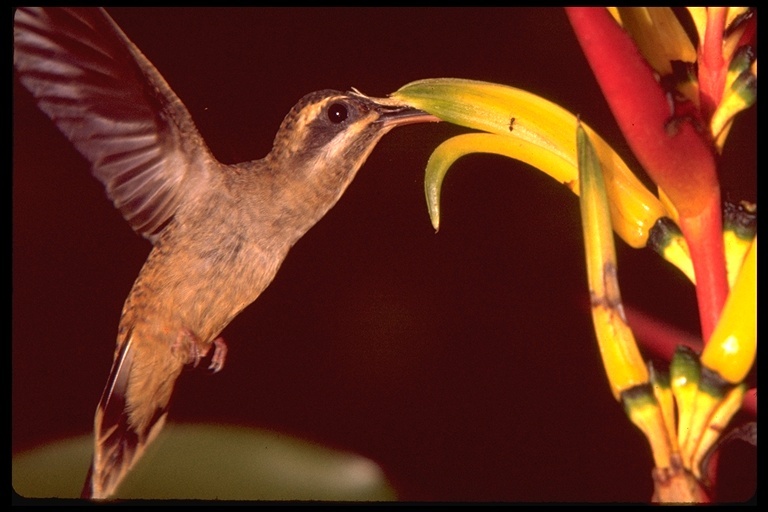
[208,337,227,373]
[173,330,227,372]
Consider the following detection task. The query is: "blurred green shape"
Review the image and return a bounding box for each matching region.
[13,423,397,501]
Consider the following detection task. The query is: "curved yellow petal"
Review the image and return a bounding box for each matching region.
[423,133,576,231]
[394,78,666,248]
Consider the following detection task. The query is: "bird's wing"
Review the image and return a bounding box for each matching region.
[14,7,216,243]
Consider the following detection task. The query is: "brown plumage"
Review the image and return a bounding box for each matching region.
[13,7,437,499]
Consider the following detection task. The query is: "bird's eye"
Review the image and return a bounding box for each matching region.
[327,103,348,124]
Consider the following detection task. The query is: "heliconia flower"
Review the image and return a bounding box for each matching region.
[391,6,755,504]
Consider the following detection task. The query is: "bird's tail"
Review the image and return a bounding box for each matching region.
[81,337,171,500]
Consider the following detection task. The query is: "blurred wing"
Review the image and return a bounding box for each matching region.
[14,7,216,242]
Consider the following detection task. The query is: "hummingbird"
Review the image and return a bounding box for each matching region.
[14,7,438,499]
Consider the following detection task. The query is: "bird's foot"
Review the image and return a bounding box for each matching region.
[208,337,227,373]
[173,330,227,373]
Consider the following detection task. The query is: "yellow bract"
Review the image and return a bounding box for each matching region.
[577,123,649,399]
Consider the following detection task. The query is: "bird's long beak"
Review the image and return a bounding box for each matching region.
[376,103,442,128]
[353,89,441,128]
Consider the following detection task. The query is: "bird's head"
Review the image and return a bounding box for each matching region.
[257,89,439,234]
[270,89,439,179]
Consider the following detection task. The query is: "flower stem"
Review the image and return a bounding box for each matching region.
[698,8,727,120]
[677,194,728,342]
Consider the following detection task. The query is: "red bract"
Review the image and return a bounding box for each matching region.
[565,7,728,340]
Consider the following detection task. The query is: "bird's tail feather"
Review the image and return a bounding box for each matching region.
[82,337,170,500]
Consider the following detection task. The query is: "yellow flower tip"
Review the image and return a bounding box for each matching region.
[646,217,696,283]
[678,373,727,470]
[649,362,679,453]
[671,343,701,388]
[700,237,756,384]
[723,8,755,61]
[670,345,701,449]
[711,46,756,144]
[689,383,746,479]
[725,7,752,30]
[722,200,756,287]
[614,7,696,77]
[607,7,621,26]
[622,384,673,470]
[686,7,708,47]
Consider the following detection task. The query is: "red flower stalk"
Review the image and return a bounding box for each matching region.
[698,7,727,120]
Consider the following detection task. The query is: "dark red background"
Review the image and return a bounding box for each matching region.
[13,8,756,502]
